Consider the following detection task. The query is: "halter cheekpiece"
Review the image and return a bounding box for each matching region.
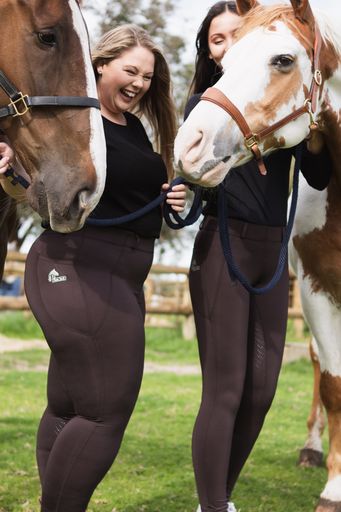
[0,70,100,119]
[200,22,323,175]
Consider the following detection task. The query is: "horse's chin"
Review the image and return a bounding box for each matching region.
[181,160,230,188]
[48,218,85,233]
[27,196,87,233]
[46,205,89,233]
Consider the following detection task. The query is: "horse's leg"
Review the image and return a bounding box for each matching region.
[298,337,326,467]
[315,372,341,512]
[295,266,341,512]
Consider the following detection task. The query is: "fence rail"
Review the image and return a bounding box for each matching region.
[1,251,305,339]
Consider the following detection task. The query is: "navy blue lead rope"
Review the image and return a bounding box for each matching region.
[1,146,301,296]
[218,143,302,295]
[87,176,203,228]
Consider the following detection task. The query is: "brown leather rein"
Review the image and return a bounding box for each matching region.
[200,22,323,175]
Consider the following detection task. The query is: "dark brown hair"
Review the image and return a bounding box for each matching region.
[189,1,238,95]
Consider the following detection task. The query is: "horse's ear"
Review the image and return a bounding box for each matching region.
[236,0,259,16]
[290,0,314,23]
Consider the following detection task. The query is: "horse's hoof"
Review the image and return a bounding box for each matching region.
[315,498,341,512]
[298,447,324,467]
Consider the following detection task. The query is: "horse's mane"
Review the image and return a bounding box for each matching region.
[314,8,341,58]
[235,4,341,59]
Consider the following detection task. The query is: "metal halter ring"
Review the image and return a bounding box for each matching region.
[244,134,258,150]
[10,93,30,117]
[314,69,322,86]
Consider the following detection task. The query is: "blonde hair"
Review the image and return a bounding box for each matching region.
[92,24,177,179]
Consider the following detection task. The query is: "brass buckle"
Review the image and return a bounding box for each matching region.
[314,69,322,86]
[10,93,30,117]
[245,134,258,149]
[304,98,315,126]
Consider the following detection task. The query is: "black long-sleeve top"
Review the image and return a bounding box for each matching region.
[185,94,331,226]
[90,113,168,238]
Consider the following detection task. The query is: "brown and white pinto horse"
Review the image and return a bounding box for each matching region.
[0,0,106,240]
[174,0,341,510]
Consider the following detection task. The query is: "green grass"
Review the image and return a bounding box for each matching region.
[0,347,327,512]
[0,311,44,340]
[0,311,200,365]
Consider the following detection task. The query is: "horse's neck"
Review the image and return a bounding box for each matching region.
[322,64,341,188]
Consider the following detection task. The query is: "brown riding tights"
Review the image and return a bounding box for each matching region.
[189,216,289,512]
[24,226,154,512]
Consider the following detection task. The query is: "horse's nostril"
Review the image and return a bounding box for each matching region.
[66,189,90,221]
[186,131,204,162]
[79,189,91,210]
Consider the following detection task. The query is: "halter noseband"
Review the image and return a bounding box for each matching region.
[200,22,323,175]
[0,70,100,119]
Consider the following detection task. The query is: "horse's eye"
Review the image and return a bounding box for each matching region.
[271,54,295,71]
[37,31,56,47]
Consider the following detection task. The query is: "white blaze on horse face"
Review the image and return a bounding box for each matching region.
[175,21,313,186]
[69,0,106,214]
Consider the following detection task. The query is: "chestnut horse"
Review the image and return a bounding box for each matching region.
[0,0,107,277]
[174,0,341,510]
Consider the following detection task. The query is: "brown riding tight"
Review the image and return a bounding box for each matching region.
[189,216,289,512]
[24,226,154,512]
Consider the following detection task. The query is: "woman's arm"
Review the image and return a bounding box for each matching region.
[300,131,332,191]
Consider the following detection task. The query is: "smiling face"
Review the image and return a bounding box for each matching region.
[208,10,242,67]
[97,45,155,123]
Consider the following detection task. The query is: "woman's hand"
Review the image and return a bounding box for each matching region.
[162,182,187,212]
[0,142,15,178]
[306,127,325,154]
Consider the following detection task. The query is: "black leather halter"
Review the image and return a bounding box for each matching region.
[0,70,100,119]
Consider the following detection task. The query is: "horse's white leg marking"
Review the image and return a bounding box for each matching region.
[69,0,106,211]
[321,476,341,502]
[304,340,325,452]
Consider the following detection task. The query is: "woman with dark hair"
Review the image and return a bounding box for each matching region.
[184,3,332,512]
[188,1,239,96]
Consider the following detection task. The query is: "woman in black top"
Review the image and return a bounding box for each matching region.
[1,24,185,512]
[185,3,331,512]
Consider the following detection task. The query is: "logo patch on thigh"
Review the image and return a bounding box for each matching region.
[48,268,67,283]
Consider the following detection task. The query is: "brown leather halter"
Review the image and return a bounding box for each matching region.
[200,22,323,175]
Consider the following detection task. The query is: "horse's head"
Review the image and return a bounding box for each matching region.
[0,0,106,232]
[175,0,337,187]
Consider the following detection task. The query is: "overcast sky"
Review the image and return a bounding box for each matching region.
[84,0,338,63]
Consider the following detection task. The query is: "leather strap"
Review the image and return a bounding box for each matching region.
[200,21,323,175]
[0,69,100,120]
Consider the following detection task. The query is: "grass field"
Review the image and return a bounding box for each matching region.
[0,315,324,512]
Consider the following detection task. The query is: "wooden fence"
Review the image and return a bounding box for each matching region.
[0,251,305,340]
